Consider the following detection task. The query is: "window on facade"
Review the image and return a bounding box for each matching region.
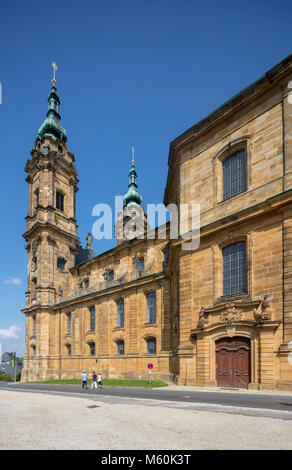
[67,312,71,334]
[31,345,36,357]
[66,344,71,357]
[84,279,89,289]
[116,340,124,355]
[223,149,246,201]
[32,315,36,336]
[223,242,246,296]
[117,299,124,328]
[35,189,39,209]
[146,337,156,355]
[146,292,156,323]
[89,306,95,331]
[89,342,95,356]
[56,191,64,211]
[108,270,114,281]
[138,258,145,271]
[57,257,66,271]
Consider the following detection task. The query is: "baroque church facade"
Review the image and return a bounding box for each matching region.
[22,54,292,390]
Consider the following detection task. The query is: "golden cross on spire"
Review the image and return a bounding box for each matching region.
[131,146,135,165]
[52,61,58,85]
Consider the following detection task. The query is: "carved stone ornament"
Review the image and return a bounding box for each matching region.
[102,268,110,281]
[196,295,272,330]
[220,304,242,325]
[197,307,209,328]
[253,295,271,324]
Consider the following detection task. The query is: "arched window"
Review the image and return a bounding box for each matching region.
[223,149,246,200]
[31,345,36,357]
[108,270,114,281]
[89,342,95,356]
[66,344,71,357]
[146,292,156,323]
[57,257,66,271]
[223,242,246,296]
[89,306,95,331]
[117,299,124,328]
[146,337,156,355]
[116,340,124,355]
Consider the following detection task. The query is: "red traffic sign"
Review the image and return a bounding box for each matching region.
[147,363,153,369]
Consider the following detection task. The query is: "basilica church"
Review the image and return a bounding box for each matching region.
[22,54,292,390]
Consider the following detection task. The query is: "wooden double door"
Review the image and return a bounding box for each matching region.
[215,337,250,388]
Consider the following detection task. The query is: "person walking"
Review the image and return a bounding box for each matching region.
[81,371,88,389]
[97,372,103,390]
[91,371,97,390]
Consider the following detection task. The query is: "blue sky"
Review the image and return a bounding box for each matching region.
[0,0,291,356]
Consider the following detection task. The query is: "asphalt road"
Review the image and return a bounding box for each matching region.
[1,381,292,417]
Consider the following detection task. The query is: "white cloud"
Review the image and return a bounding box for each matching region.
[0,325,21,340]
[4,278,21,285]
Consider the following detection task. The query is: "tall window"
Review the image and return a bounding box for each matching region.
[89,342,95,356]
[35,189,39,209]
[66,344,71,357]
[223,149,246,200]
[138,258,145,271]
[223,242,246,296]
[56,191,64,211]
[67,312,71,334]
[117,299,124,328]
[32,315,36,336]
[146,292,156,323]
[116,340,124,355]
[146,337,156,355]
[89,306,95,331]
[108,270,114,281]
[31,345,36,357]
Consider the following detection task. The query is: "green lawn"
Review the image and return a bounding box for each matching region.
[26,378,168,388]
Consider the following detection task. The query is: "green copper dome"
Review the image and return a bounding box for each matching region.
[123,160,143,207]
[37,85,67,143]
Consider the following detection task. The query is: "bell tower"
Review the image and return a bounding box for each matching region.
[22,67,79,381]
[115,150,148,243]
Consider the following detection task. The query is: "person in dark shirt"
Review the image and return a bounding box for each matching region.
[91,371,97,390]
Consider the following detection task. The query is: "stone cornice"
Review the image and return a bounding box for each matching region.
[172,188,292,248]
[22,221,79,242]
[56,271,167,309]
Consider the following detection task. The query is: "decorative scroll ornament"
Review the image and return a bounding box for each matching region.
[220,304,242,325]
[253,295,271,324]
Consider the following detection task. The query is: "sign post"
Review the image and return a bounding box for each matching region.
[147,363,153,388]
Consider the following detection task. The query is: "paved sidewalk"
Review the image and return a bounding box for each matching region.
[162,383,292,396]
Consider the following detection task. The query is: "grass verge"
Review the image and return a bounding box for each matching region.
[26,378,168,388]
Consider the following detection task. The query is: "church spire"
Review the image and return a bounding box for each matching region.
[123,147,143,207]
[37,62,67,143]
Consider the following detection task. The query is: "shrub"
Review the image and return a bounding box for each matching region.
[0,373,13,382]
